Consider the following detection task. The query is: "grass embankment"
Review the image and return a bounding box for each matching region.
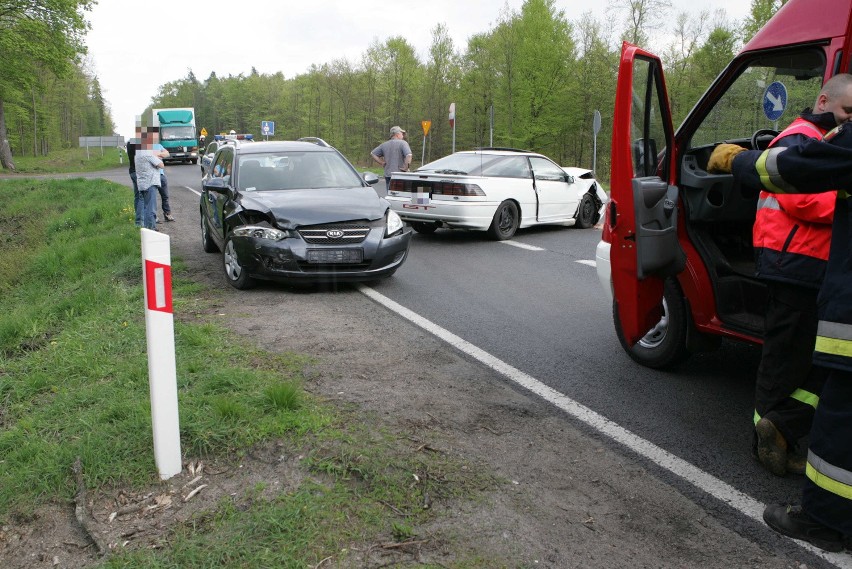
[5,147,126,174]
[0,178,495,567]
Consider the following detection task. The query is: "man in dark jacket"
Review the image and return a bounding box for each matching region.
[710,75,852,477]
[708,78,852,551]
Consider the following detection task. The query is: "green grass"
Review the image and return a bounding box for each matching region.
[6,146,127,174]
[0,178,503,567]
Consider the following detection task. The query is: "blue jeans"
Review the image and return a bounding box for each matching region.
[141,185,158,229]
[130,172,143,227]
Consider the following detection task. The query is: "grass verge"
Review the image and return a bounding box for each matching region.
[0,178,500,567]
[5,147,127,174]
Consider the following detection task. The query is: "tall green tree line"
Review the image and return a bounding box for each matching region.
[145,0,777,178]
[0,0,112,171]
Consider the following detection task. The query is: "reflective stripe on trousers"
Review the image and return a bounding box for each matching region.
[815,320,852,358]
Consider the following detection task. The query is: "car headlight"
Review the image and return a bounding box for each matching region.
[232,225,288,241]
[386,209,403,237]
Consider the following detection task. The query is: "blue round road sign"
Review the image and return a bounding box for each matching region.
[763,81,787,121]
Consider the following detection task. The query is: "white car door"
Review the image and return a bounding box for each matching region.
[530,156,575,222]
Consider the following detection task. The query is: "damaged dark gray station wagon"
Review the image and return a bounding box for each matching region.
[200,138,412,288]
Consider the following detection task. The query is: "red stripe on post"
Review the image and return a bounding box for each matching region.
[145,259,173,313]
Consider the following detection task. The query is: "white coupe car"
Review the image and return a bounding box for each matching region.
[386,148,608,240]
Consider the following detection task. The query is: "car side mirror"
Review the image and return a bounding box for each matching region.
[363,172,379,185]
[204,177,228,194]
[565,175,575,184]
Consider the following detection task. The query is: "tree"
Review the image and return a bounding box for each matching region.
[0,0,93,170]
[610,0,672,46]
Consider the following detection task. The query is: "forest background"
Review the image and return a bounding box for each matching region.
[0,0,786,179]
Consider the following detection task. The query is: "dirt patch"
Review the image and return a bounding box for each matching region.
[0,184,818,568]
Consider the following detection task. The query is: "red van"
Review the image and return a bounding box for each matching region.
[596,0,852,368]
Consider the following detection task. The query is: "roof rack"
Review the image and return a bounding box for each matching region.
[297,137,332,148]
[473,147,532,153]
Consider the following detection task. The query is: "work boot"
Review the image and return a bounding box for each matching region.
[755,417,788,476]
[763,504,846,552]
[786,445,807,476]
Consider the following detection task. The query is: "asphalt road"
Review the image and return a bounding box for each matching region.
[100,164,813,554]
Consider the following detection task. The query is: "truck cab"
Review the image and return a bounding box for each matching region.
[598,0,852,368]
[152,108,199,165]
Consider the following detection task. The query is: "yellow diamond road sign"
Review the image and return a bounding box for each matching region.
[422,121,431,136]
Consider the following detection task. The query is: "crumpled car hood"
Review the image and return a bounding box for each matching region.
[238,186,388,228]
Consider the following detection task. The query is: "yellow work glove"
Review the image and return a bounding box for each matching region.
[707,143,746,173]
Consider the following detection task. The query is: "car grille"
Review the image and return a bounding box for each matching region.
[298,223,370,244]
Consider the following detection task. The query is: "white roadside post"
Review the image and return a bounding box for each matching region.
[140,228,182,480]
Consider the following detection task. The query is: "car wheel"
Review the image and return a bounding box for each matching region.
[613,278,690,369]
[223,235,256,290]
[200,211,219,253]
[575,193,597,229]
[488,200,519,240]
[191,159,198,165]
[410,221,439,234]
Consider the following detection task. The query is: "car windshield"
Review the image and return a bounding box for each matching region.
[237,151,363,191]
[417,153,509,175]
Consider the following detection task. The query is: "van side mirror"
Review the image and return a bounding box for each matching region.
[632,138,659,176]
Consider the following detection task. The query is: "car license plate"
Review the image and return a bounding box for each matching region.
[412,186,430,205]
[306,249,363,264]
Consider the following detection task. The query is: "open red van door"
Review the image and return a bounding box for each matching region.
[609,42,685,348]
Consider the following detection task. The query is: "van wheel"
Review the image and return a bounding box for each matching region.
[613,278,690,369]
[575,193,596,229]
[488,200,519,240]
[223,235,256,290]
[410,221,439,234]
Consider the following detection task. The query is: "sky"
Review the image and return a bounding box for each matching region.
[84,0,752,139]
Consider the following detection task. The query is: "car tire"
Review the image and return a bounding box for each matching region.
[613,278,690,369]
[201,211,219,253]
[223,235,256,290]
[488,200,519,240]
[191,159,198,165]
[575,192,596,229]
[410,221,439,234]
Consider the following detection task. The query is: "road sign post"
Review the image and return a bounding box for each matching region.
[141,228,181,480]
[592,110,602,175]
[449,103,456,154]
[421,120,431,166]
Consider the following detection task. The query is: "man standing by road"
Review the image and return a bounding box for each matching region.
[371,126,412,189]
[134,127,165,230]
[711,75,852,477]
[707,74,852,552]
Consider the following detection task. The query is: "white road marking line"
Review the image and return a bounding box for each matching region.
[183,185,200,196]
[357,283,851,568]
[576,259,596,267]
[501,241,545,251]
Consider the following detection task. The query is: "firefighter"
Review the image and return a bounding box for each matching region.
[707,74,852,551]
[709,76,852,477]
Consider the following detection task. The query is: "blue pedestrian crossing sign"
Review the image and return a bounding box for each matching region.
[261,121,275,136]
[763,81,787,121]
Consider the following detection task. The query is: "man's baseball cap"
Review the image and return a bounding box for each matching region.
[390,126,406,135]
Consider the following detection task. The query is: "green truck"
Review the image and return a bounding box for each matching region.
[152,107,199,165]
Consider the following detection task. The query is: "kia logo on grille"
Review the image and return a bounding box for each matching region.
[326,229,344,239]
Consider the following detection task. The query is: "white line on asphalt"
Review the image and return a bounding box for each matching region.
[357,284,851,568]
[183,185,200,196]
[501,241,545,251]
[575,260,596,267]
